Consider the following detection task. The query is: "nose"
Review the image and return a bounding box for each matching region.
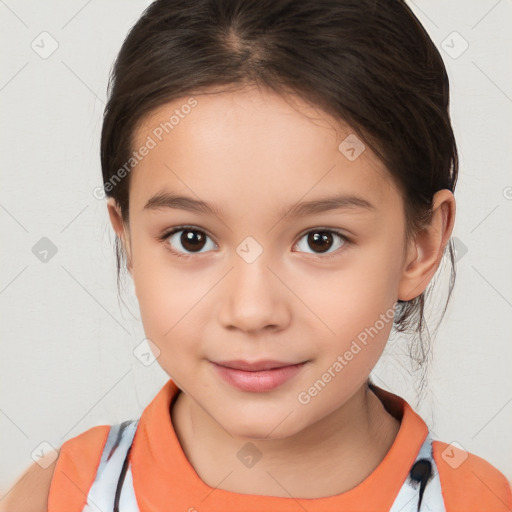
[218,251,291,334]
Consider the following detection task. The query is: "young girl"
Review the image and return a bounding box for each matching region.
[6,0,511,511]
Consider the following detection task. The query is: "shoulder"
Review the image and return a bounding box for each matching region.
[1,425,111,512]
[0,451,58,512]
[432,439,512,511]
[48,424,111,511]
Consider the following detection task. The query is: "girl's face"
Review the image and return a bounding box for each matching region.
[111,86,415,439]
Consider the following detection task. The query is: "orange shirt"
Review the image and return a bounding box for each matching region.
[48,378,512,511]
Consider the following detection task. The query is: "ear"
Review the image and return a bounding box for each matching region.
[398,189,456,301]
[106,198,133,273]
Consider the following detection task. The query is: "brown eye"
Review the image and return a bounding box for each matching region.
[180,229,206,252]
[165,227,216,256]
[295,229,347,256]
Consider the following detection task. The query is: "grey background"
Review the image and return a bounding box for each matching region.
[1,0,511,496]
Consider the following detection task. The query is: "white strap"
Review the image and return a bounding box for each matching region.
[81,419,140,512]
[389,432,446,511]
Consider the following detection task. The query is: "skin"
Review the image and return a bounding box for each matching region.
[107,85,455,498]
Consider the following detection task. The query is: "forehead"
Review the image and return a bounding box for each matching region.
[128,87,398,217]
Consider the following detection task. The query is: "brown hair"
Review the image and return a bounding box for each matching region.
[100,0,458,397]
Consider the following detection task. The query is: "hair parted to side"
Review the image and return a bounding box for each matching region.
[100,0,458,398]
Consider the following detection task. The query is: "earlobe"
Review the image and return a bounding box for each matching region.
[398,189,456,301]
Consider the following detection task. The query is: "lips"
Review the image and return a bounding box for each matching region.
[213,359,303,371]
[211,359,308,392]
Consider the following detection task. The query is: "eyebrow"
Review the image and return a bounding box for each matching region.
[143,191,375,218]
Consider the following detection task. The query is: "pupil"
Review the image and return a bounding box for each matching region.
[308,231,333,253]
[182,230,205,252]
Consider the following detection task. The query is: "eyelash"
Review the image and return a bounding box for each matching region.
[158,226,352,261]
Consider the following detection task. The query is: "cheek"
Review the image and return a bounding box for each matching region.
[134,270,207,379]
[136,277,203,342]
[300,295,395,414]
[293,249,399,334]
[130,242,205,341]
[294,247,399,375]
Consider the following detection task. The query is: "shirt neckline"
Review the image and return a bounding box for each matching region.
[131,378,428,512]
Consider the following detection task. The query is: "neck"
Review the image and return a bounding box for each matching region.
[171,383,401,498]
